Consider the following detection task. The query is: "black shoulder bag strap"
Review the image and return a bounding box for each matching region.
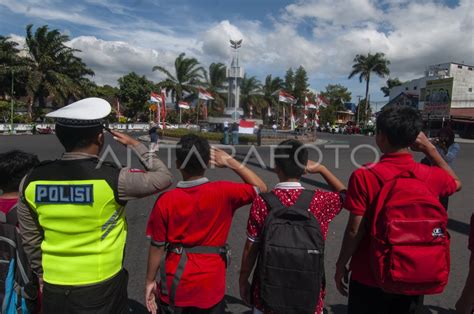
[259,192,286,212]
[159,244,229,310]
[292,190,326,288]
[289,189,315,212]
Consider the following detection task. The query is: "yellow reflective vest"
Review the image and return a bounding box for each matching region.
[23,159,127,286]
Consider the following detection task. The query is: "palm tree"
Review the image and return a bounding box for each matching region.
[204,62,227,115]
[24,24,94,116]
[240,74,262,117]
[261,74,284,122]
[348,52,390,123]
[381,78,402,97]
[153,53,206,107]
[0,36,25,98]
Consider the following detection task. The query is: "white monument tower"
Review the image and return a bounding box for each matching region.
[226,39,244,120]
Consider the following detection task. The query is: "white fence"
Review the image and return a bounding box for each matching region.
[0,123,151,133]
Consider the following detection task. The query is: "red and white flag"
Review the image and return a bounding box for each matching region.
[150,92,161,103]
[238,120,256,134]
[178,101,190,109]
[317,95,329,108]
[198,88,214,100]
[279,91,296,104]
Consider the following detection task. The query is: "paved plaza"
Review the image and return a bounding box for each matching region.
[1,132,472,314]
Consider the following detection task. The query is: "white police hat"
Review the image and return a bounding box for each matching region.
[46,97,111,128]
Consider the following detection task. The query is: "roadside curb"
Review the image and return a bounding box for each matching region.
[138,135,328,146]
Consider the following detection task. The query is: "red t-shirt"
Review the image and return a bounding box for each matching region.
[344,153,457,287]
[246,183,343,314]
[146,178,257,308]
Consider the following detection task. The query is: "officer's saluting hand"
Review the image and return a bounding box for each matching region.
[17,98,172,314]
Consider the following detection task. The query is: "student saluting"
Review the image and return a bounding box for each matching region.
[17,98,173,314]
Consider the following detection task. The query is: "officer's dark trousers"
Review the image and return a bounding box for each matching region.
[43,269,129,314]
[348,280,424,314]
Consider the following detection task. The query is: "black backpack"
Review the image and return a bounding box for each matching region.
[258,190,325,314]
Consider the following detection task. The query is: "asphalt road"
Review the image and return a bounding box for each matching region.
[1,132,472,314]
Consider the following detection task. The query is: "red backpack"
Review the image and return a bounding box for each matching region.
[368,163,450,295]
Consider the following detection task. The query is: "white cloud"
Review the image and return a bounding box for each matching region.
[3,0,472,100]
[0,0,112,30]
[66,36,177,85]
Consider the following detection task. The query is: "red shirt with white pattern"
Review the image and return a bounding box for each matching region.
[246,182,343,314]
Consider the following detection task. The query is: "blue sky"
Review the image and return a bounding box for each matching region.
[1,0,473,105]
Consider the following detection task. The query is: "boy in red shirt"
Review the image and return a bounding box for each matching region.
[0,150,39,224]
[239,139,346,314]
[145,134,267,314]
[335,106,462,314]
[456,214,474,313]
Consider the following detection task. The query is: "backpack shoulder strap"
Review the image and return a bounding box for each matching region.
[259,192,286,212]
[367,163,399,183]
[290,190,315,212]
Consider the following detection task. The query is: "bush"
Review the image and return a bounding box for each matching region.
[161,129,257,144]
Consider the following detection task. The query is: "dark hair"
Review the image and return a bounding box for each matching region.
[274,139,308,179]
[376,106,422,149]
[0,150,39,193]
[55,124,103,152]
[438,127,455,147]
[176,134,210,176]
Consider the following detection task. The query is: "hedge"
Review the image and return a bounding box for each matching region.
[161,129,257,144]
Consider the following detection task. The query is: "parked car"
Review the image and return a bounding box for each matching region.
[158,122,178,129]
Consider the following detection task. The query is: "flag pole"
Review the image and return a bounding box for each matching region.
[179,107,182,125]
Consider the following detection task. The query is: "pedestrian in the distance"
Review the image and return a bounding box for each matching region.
[232,122,239,145]
[223,120,229,145]
[256,124,263,146]
[149,123,159,152]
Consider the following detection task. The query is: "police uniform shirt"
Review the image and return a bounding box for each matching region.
[15,98,172,278]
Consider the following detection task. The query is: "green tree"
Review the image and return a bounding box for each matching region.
[354,98,372,126]
[381,77,402,97]
[320,84,352,110]
[261,74,284,123]
[240,74,262,117]
[348,52,390,124]
[0,36,29,99]
[117,72,155,119]
[318,84,352,124]
[204,62,227,115]
[153,53,205,107]
[284,68,294,92]
[93,84,120,105]
[293,66,309,106]
[24,24,94,116]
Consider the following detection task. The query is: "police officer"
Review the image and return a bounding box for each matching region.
[17,98,172,314]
